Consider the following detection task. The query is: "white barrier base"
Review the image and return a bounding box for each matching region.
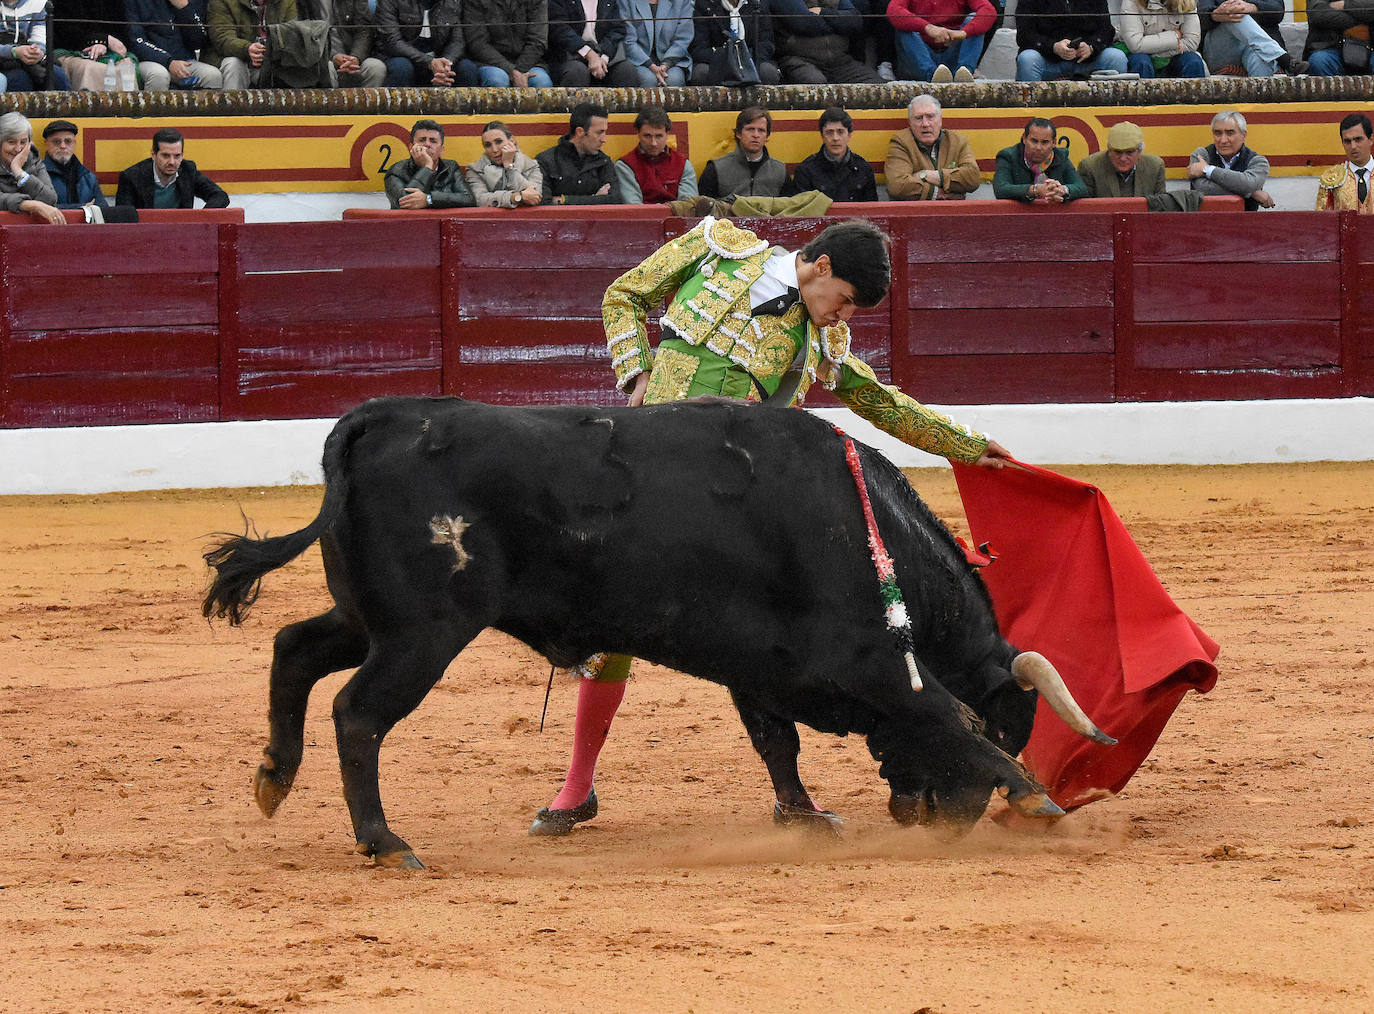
[3,398,1371,495]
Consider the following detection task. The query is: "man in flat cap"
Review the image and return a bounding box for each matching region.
[42,120,110,211]
[1077,121,1166,198]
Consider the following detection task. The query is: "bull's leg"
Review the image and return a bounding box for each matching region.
[729,689,842,835]
[332,622,474,869]
[255,607,368,818]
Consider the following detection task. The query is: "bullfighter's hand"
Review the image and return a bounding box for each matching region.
[974,439,1013,469]
[627,372,650,406]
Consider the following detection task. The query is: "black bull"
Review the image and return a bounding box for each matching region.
[204,396,1112,868]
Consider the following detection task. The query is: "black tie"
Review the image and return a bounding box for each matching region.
[752,285,800,318]
[1358,167,1368,204]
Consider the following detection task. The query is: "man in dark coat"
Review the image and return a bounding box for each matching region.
[546,0,638,86]
[536,102,623,205]
[787,107,877,203]
[376,0,480,85]
[41,120,110,210]
[115,127,230,209]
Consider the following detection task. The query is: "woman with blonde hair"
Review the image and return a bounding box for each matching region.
[1120,0,1207,77]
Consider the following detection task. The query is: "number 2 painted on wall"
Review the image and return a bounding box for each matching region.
[377,143,393,174]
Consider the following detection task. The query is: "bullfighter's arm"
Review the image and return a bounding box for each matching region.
[831,354,990,464]
[603,218,757,390]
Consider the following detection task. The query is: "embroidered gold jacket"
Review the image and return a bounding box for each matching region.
[602,216,990,464]
[1316,163,1374,213]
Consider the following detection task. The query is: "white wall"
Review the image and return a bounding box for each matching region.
[3,398,1371,495]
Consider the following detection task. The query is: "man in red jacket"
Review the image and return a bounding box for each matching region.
[615,105,699,205]
[887,0,998,82]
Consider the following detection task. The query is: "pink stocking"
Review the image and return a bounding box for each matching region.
[549,677,627,811]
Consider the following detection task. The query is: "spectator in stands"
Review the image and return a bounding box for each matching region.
[116,126,231,208]
[1316,113,1374,211]
[689,0,781,84]
[769,0,883,83]
[699,105,788,199]
[1305,0,1374,76]
[1188,109,1273,209]
[207,0,307,89]
[464,0,553,86]
[0,0,72,90]
[616,106,698,204]
[1197,0,1305,76]
[537,101,623,205]
[992,117,1088,203]
[466,120,544,207]
[330,0,404,87]
[1014,0,1129,80]
[41,120,110,210]
[619,0,694,87]
[787,107,876,203]
[547,0,639,86]
[887,0,996,83]
[1078,121,1166,197]
[53,0,140,90]
[0,112,64,224]
[384,119,476,209]
[377,0,480,86]
[1120,0,1207,77]
[884,93,979,201]
[126,0,225,90]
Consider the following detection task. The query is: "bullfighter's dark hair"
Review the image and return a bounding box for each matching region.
[1022,117,1057,140]
[410,119,444,141]
[800,220,891,309]
[735,105,772,137]
[818,107,852,134]
[1340,112,1373,139]
[152,127,183,152]
[635,105,673,132]
[570,102,610,135]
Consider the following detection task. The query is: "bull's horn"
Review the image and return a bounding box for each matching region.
[1011,651,1117,746]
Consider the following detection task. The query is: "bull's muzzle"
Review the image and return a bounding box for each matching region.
[1011,651,1117,746]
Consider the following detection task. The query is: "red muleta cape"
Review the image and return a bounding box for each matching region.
[951,460,1220,810]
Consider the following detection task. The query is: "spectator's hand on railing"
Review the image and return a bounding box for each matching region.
[20,200,65,226]
[1251,189,1275,209]
[248,41,266,67]
[519,186,541,206]
[1187,157,1208,179]
[596,183,610,196]
[399,187,429,210]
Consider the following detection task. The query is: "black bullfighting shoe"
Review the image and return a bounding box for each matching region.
[773,801,844,836]
[529,788,598,836]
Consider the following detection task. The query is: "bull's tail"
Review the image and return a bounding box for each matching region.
[202,406,365,626]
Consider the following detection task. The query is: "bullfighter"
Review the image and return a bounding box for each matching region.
[531,216,1013,835]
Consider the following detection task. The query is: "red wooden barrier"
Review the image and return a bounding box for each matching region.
[0,208,1366,430]
[0,208,245,225]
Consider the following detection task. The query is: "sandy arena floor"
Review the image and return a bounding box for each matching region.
[1,462,1371,1013]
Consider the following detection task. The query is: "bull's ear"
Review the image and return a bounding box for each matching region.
[982,680,1037,757]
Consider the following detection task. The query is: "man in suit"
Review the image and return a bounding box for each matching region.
[115,127,230,209]
[1077,121,1166,198]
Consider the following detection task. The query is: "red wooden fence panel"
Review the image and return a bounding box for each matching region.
[0,224,220,426]
[892,214,1116,405]
[1120,212,1344,401]
[222,220,444,419]
[1342,212,1374,396]
[444,216,670,405]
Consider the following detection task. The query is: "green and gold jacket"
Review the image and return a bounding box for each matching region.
[602,216,990,464]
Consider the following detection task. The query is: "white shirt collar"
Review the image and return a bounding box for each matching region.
[1349,158,1374,174]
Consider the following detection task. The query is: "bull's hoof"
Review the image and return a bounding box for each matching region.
[374,850,426,870]
[772,801,844,837]
[252,762,293,818]
[529,788,598,837]
[1008,790,1066,819]
[889,792,932,826]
